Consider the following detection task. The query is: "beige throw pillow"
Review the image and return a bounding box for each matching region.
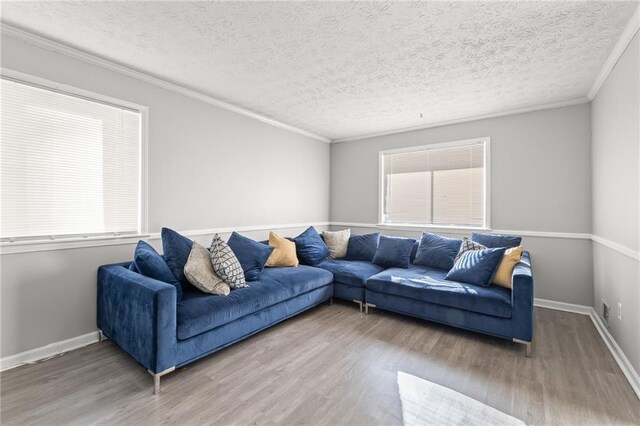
[322,229,350,259]
[266,232,299,267]
[492,246,524,288]
[184,241,231,295]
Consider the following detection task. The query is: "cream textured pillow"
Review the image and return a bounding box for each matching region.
[322,229,350,259]
[184,242,231,295]
[266,232,299,267]
[492,246,524,288]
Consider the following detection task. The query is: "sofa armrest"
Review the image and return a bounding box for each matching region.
[510,251,534,342]
[97,263,177,373]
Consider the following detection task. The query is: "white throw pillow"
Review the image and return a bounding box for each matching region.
[322,229,351,259]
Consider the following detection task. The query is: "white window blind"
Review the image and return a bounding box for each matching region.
[381,140,487,228]
[1,77,142,242]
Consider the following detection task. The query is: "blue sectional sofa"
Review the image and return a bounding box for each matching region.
[97,232,533,394]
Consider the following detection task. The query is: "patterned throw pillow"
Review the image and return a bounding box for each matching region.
[184,241,231,295]
[209,234,247,289]
[454,237,486,264]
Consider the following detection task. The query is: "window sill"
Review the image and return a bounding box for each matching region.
[376,223,491,234]
[1,233,150,255]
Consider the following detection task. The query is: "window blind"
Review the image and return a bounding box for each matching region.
[381,141,486,227]
[1,77,142,241]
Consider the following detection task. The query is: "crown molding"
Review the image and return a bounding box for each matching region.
[0,23,331,143]
[331,97,590,143]
[588,6,640,100]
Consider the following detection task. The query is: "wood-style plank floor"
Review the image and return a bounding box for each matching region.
[1,303,639,425]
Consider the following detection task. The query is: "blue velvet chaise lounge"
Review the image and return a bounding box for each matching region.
[97,262,333,394]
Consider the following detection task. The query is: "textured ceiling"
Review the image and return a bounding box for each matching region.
[1,1,637,141]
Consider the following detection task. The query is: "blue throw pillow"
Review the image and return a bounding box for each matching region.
[345,232,380,261]
[412,232,462,271]
[409,239,419,263]
[471,232,522,248]
[293,226,329,266]
[372,236,415,269]
[445,247,507,286]
[134,240,183,301]
[227,232,274,281]
[161,227,193,285]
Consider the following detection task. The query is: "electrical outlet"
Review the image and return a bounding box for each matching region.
[602,299,610,326]
[617,302,622,321]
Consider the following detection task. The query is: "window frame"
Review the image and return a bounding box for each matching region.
[0,68,149,250]
[378,137,491,231]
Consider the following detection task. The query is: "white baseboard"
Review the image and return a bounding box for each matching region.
[533,298,593,315]
[588,308,640,399]
[0,331,99,372]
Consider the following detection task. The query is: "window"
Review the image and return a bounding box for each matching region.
[1,72,146,242]
[379,138,489,228]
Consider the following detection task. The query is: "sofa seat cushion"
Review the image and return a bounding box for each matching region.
[177,266,332,340]
[366,265,512,318]
[316,259,384,288]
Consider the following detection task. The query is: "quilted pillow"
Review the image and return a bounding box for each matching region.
[209,234,247,289]
[227,232,274,281]
[454,237,486,263]
[293,226,330,266]
[134,240,183,301]
[445,247,507,286]
[412,232,462,271]
[184,241,231,295]
[322,229,350,259]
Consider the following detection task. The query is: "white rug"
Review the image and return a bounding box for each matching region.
[397,372,526,426]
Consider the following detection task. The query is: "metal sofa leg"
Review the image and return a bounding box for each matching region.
[327,297,333,306]
[364,303,376,315]
[513,338,532,357]
[353,300,363,313]
[148,366,176,395]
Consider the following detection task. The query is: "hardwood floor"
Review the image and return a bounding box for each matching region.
[1,303,639,425]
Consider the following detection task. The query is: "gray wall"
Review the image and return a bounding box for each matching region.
[330,104,594,306]
[0,35,330,358]
[591,32,639,373]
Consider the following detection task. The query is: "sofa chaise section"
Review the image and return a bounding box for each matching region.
[363,252,534,355]
[97,262,333,393]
